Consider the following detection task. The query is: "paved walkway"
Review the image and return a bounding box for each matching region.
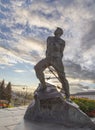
[0,106,27,130]
[0,106,95,130]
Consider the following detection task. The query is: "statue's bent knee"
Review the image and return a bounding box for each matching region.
[34,65,37,71]
[34,64,43,78]
[34,64,39,72]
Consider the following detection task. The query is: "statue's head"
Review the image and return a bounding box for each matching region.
[54,27,63,37]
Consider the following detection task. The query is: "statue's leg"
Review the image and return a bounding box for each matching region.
[52,59,70,99]
[34,58,49,88]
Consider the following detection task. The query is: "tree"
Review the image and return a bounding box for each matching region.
[0,80,5,100]
[5,82,12,103]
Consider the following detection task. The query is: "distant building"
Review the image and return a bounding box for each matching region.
[71,91,95,100]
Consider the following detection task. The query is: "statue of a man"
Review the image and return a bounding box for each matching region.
[34,27,70,101]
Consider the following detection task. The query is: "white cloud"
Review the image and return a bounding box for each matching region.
[8,0,95,67]
[14,69,26,73]
[0,66,5,69]
[8,36,46,64]
[0,47,32,66]
[9,0,85,32]
[1,0,95,88]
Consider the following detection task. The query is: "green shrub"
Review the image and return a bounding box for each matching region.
[71,97,95,117]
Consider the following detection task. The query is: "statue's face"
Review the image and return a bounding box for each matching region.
[54,28,63,37]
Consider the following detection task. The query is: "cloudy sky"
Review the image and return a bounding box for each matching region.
[0,0,95,93]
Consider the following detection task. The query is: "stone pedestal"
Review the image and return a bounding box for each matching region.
[24,83,95,129]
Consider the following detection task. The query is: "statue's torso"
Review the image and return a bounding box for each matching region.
[46,36,65,58]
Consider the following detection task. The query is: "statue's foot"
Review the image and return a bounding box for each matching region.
[42,86,47,91]
[66,98,72,103]
[39,86,47,91]
[60,88,65,94]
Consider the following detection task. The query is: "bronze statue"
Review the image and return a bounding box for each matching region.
[25,28,95,127]
[34,27,70,101]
